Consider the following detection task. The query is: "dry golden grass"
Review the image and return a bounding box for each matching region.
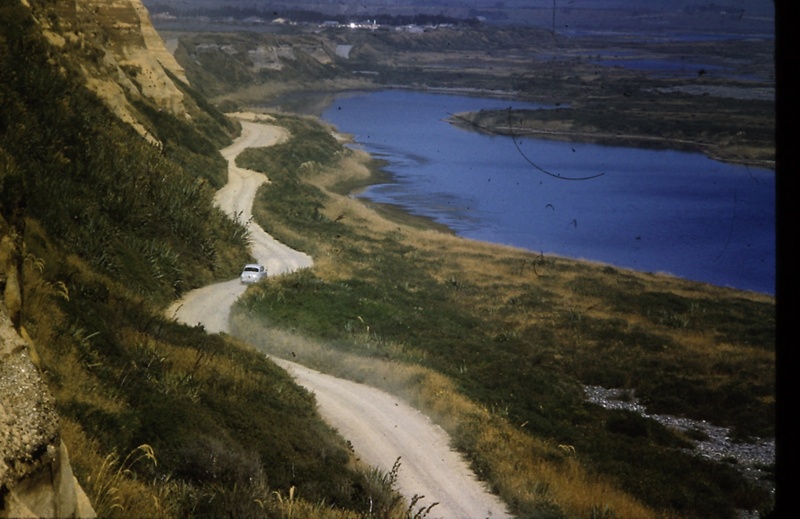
[60,419,164,519]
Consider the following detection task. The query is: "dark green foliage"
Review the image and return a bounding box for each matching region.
[605,411,651,438]
[546,277,775,440]
[131,99,229,189]
[163,68,239,146]
[237,114,341,172]
[38,250,388,515]
[235,114,346,250]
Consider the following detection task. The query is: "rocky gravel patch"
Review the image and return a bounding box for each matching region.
[0,308,59,485]
[584,385,775,495]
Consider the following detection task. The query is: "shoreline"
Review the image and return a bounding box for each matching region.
[341,154,774,297]
[327,156,459,236]
[245,87,776,297]
[270,99,774,297]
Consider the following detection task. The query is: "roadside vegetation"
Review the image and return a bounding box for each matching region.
[2,3,410,517]
[231,114,775,518]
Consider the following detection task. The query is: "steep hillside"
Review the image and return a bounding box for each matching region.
[39,0,188,143]
[32,0,245,189]
[1,1,402,517]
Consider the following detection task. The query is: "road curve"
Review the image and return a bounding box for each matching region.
[167,114,510,519]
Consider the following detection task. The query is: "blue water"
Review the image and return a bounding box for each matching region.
[317,90,774,294]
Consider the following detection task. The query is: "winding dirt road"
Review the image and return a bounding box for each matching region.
[167,114,510,519]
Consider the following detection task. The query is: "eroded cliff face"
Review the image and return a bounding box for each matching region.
[1,217,95,518]
[32,0,190,145]
[1,1,191,516]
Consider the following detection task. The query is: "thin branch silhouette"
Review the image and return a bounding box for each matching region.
[448,109,605,181]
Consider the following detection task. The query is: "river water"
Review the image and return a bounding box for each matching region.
[265,89,775,294]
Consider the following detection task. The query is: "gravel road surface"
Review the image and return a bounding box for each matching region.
[167,115,510,518]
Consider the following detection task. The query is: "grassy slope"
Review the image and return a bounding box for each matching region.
[1,2,404,517]
[230,114,775,518]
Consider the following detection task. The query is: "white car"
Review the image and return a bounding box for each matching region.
[240,264,267,284]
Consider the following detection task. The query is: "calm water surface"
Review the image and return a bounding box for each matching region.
[290,90,773,294]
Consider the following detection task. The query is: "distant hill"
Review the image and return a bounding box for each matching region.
[141,0,774,33]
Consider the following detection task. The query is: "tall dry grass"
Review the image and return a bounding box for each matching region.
[59,419,164,518]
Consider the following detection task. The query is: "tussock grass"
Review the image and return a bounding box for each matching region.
[87,444,158,517]
[231,112,774,518]
[60,419,164,519]
[3,7,411,517]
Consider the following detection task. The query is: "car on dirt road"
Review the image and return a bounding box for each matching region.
[240,264,267,284]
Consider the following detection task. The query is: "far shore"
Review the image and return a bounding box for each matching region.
[252,84,774,169]
[446,111,776,170]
